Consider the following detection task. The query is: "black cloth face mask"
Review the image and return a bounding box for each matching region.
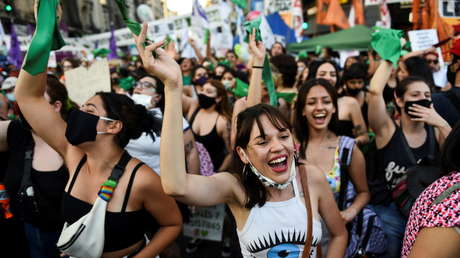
[198,94,216,109]
[346,87,363,96]
[404,99,432,118]
[65,109,115,146]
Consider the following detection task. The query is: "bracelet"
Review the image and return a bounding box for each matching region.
[252,65,264,69]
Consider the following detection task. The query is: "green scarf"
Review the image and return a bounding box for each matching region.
[243,17,278,106]
[370,27,404,67]
[119,76,135,90]
[23,0,65,75]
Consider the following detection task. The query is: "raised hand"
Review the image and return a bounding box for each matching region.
[133,23,182,88]
[408,104,449,128]
[248,28,265,66]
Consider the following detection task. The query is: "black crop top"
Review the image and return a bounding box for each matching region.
[61,157,158,252]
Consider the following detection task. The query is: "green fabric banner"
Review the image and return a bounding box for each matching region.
[23,0,65,75]
[370,27,404,67]
[243,17,278,106]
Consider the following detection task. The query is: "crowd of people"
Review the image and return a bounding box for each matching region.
[0,4,459,258]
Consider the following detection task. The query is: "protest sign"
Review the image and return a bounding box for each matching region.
[183,204,226,242]
[65,59,111,105]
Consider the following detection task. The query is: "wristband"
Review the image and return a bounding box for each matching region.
[252,66,264,69]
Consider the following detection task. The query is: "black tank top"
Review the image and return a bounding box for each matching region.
[376,125,438,191]
[190,108,227,170]
[336,120,354,138]
[4,120,69,231]
[61,157,158,252]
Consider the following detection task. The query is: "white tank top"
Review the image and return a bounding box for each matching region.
[237,175,322,258]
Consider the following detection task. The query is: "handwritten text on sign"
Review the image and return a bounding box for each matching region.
[183,204,225,242]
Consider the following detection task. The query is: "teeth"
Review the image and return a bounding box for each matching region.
[269,156,287,165]
[314,114,326,118]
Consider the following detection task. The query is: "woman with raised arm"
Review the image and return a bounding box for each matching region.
[151,27,347,257]
[367,60,451,257]
[14,3,181,257]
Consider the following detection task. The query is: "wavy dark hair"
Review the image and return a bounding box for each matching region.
[403,56,435,87]
[270,54,298,88]
[307,60,340,88]
[96,92,161,148]
[233,104,292,209]
[46,74,75,120]
[205,80,232,120]
[293,79,340,159]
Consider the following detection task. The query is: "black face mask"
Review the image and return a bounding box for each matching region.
[194,76,208,86]
[404,99,432,118]
[346,87,362,96]
[65,109,104,146]
[198,94,216,109]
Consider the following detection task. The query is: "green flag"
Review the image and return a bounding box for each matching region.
[231,0,247,9]
[243,16,278,106]
[23,0,65,75]
[371,27,404,67]
[232,78,249,98]
[276,92,297,104]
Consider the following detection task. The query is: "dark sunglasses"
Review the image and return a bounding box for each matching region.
[426,59,439,65]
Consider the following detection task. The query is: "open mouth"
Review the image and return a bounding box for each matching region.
[312,113,327,125]
[268,155,288,173]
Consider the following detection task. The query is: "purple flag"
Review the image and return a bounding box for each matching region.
[108,26,118,60]
[8,24,23,69]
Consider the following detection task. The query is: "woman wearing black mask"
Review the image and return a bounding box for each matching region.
[0,75,72,258]
[14,5,182,257]
[183,79,232,171]
[367,61,451,258]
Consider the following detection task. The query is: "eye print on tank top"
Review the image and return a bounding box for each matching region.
[247,230,319,258]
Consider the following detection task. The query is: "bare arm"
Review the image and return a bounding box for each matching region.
[348,97,369,145]
[408,227,460,258]
[134,24,241,206]
[188,38,205,64]
[205,33,217,65]
[231,98,247,148]
[341,146,370,223]
[217,116,232,171]
[0,121,11,152]
[408,104,451,147]
[310,165,348,257]
[184,129,200,175]
[368,60,395,148]
[136,167,182,256]
[247,29,265,107]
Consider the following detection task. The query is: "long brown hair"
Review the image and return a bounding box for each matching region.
[206,79,232,120]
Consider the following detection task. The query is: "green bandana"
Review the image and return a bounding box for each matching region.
[298,50,308,59]
[119,76,135,90]
[114,0,170,57]
[232,78,249,98]
[371,27,404,67]
[93,48,110,58]
[276,92,297,104]
[23,0,66,75]
[243,17,278,106]
[218,59,232,69]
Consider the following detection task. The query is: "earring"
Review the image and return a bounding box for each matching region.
[243,164,248,177]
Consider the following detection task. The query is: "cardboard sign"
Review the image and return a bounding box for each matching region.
[408,29,439,51]
[183,204,225,242]
[65,59,111,105]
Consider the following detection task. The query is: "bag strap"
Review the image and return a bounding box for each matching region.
[361,215,376,250]
[432,183,460,205]
[98,151,132,202]
[338,147,351,211]
[19,133,35,194]
[299,164,313,258]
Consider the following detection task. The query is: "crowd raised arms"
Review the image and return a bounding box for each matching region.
[1,1,460,257]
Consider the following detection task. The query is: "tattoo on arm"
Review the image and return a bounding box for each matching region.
[353,125,367,137]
